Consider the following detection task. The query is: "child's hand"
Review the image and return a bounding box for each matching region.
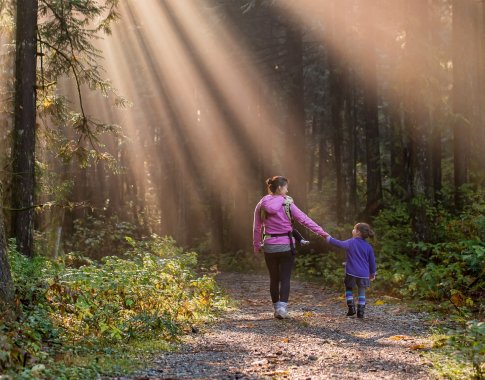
[370,274,376,281]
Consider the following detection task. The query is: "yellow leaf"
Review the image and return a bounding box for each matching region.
[389,335,410,341]
[281,337,290,343]
[265,370,290,376]
[237,323,255,329]
[43,98,52,108]
[374,299,385,305]
[450,291,465,307]
[303,311,314,318]
[410,344,426,350]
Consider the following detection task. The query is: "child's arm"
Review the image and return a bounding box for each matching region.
[325,236,351,250]
[369,247,377,279]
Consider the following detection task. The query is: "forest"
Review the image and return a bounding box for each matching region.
[0,0,484,378]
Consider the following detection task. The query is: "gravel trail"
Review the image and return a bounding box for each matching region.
[125,272,434,379]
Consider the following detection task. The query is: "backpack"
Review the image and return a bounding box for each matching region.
[260,196,296,254]
[260,196,294,225]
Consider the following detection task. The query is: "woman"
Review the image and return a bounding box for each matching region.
[253,176,329,319]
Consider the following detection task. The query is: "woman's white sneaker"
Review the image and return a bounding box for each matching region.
[274,302,289,319]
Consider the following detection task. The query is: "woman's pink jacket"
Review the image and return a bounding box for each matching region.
[253,194,329,252]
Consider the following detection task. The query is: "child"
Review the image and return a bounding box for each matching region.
[326,223,376,318]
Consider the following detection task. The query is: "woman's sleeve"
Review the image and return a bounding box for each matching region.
[253,202,263,251]
[327,237,351,250]
[290,204,329,238]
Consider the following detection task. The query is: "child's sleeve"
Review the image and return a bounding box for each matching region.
[368,247,377,275]
[253,202,263,251]
[327,237,351,250]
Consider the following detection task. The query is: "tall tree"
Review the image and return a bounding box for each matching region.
[11,0,38,257]
[284,20,307,210]
[452,0,473,208]
[361,0,382,217]
[0,210,14,313]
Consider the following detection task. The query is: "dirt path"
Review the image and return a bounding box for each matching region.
[128,272,435,379]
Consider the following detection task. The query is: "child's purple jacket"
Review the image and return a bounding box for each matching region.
[327,237,376,278]
[253,194,329,251]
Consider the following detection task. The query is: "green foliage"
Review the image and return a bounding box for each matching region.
[48,237,220,344]
[372,194,485,307]
[447,321,485,379]
[200,249,266,274]
[65,214,141,259]
[1,235,225,378]
[294,251,344,287]
[430,321,485,380]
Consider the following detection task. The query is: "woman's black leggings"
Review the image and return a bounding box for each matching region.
[264,251,295,303]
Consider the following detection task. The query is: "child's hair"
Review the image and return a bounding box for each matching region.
[356,223,375,239]
[266,176,288,194]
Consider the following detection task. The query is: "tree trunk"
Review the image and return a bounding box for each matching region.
[343,71,357,219]
[209,186,223,254]
[0,211,15,313]
[430,114,442,198]
[328,0,346,223]
[317,112,328,192]
[329,53,345,223]
[284,22,307,210]
[361,2,382,217]
[307,115,317,192]
[11,0,38,257]
[404,0,433,240]
[452,0,473,209]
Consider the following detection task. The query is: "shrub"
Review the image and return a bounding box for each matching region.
[1,235,224,378]
[65,214,141,259]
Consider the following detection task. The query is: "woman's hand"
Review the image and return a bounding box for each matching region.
[370,274,376,281]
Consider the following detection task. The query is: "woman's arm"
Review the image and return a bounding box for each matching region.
[290,203,329,238]
[253,202,263,252]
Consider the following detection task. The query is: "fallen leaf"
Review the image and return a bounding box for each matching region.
[389,335,411,341]
[303,311,315,318]
[374,299,385,305]
[264,370,290,376]
[450,292,465,307]
[410,343,426,350]
[281,338,290,343]
[237,323,255,329]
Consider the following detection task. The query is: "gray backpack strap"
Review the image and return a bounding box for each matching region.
[283,196,294,224]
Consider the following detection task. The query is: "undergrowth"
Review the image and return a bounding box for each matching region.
[0,235,227,379]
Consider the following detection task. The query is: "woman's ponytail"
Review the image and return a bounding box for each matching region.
[266,176,288,194]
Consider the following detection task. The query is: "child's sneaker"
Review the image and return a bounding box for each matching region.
[357,304,365,318]
[346,304,356,316]
[300,239,310,246]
